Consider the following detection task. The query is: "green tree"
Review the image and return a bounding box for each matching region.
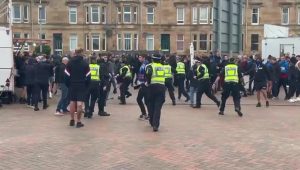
[34,45,51,55]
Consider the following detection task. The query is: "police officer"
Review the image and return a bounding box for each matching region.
[163,59,176,105]
[84,57,100,118]
[146,54,166,132]
[214,57,243,117]
[194,58,220,108]
[176,58,190,102]
[119,58,132,105]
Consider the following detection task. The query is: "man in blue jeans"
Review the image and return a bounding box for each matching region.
[55,57,69,116]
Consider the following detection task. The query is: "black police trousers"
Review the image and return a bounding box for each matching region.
[33,83,48,108]
[136,84,149,115]
[220,83,241,112]
[98,83,108,113]
[147,84,166,128]
[165,78,176,102]
[85,81,100,116]
[176,74,189,99]
[196,80,219,107]
[120,77,131,103]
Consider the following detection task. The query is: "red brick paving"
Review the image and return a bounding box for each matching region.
[0,91,300,169]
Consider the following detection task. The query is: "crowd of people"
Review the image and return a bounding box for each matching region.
[11,49,300,132]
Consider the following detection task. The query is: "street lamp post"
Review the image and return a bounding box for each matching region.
[39,0,42,53]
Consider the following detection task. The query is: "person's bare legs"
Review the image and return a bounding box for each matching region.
[69,101,76,126]
[256,90,261,107]
[76,101,83,123]
[261,89,269,107]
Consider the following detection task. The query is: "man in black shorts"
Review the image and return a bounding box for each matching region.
[65,49,91,128]
[253,55,271,107]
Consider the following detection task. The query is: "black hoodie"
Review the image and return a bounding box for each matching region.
[65,56,91,87]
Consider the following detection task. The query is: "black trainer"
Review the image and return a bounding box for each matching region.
[153,127,158,132]
[219,111,224,115]
[235,110,243,117]
[193,105,201,109]
[266,101,270,107]
[43,104,49,110]
[34,107,39,111]
[69,120,75,126]
[256,102,261,107]
[76,122,84,128]
[172,100,176,106]
[99,111,110,116]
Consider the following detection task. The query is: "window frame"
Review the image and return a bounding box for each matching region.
[251,7,259,25]
[298,8,300,25]
[282,7,289,25]
[147,7,155,24]
[146,34,154,51]
[12,4,21,23]
[176,34,184,51]
[92,34,101,51]
[101,6,106,24]
[117,33,122,51]
[38,5,46,24]
[177,7,185,25]
[23,4,29,23]
[192,7,198,24]
[251,34,259,51]
[69,7,77,24]
[86,34,90,51]
[199,34,208,51]
[124,33,132,51]
[69,34,78,51]
[199,7,209,24]
[123,6,132,24]
[91,6,100,24]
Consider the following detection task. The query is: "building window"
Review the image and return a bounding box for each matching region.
[86,6,89,23]
[147,7,154,24]
[117,34,122,50]
[23,33,30,51]
[13,33,21,38]
[146,34,154,51]
[192,7,198,24]
[133,6,138,23]
[39,33,46,40]
[209,34,213,51]
[117,7,122,23]
[176,34,184,51]
[86,34,90,51]
[133,34,138,50]
[69,7,77,24]
[101,6,106,24]
[92,34,100,51]
[192,34,197,51]
[282,7,289,25]
[123,6,131,23]
[251,34,259,51]
[102,34,106,51]
[23,5,29,23]
[124,33,132,51]
[91,6,100,23]
[200,34,207,50]
[210,7,213,24]
[38,6,46,24]
[199,7,208,24]
[251,8,259,25]
[70,34,77,51]
[177,7,184,24]
[12,4,21,23]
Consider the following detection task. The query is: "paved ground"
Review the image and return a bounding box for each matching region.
[0,89,300,170]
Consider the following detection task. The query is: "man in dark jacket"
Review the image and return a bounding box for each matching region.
[287,57,298,102]
[33,56,52,111]
[271,57,281,99]
[244,56,256,95]
[65,49,91,128]
[118,57,132,105]
[24,58,36,108]
[55,57,69,115]
[253,56,271,107]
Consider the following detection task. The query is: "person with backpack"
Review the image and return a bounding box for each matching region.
[277,56,289,100]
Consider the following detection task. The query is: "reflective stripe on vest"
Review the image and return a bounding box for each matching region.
[224,64,239,83]
[89,64,100,81]
[120,65,132,78]
[197,64,209,80]
[151,63,165,85]
[176,62,185,74]
[164,64,172,78]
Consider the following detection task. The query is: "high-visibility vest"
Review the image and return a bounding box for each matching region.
[224,64,239,83]
[164,64,172,78]
[197,64,209,80]
[150,63,165,85]
[89,64,100,81]
[120,65,132,78]
[176,62,185,75]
